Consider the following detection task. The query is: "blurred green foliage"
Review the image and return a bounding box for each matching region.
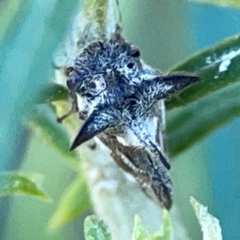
[49,176,92,231]
[0,0,79,170]
[168,35,240,108]
[27,105,78,169]
[0,172,50,201]
[82,212,173,240]
[36,83,69,104]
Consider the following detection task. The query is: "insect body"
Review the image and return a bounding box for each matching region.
[66,31,199,209]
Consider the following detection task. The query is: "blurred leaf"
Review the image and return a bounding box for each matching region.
[27,105,79,170]
[84,215,111,240]
[48,176,92,230]
[190,196,222,240]
[0,0,20,39]
[190,0,240,9]
[0,172,50,201]
[132,215,150,240]
[36,83,68,104]
[148,210,172,240]
[167,34,240,109]
[0,0,79,173]
[167,81,240,156]
[165,34,240,156]
[0,0,31,44]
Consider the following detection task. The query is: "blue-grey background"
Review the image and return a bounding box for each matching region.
[191,4,240,240]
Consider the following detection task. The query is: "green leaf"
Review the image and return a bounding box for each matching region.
[84,215,111,240]
[190,196,222,240]
[167,34,240,109]
[0,0,79,174]
[131,213,172,240]
[165,34,240,156]
[27,105,79,170]
[0,172,50,201]
[35,83,68,104]
[167,81,240,156]
[48,176,92,230]
[190,0,240,9]
[148,210,172,240]
[132,215,150,240]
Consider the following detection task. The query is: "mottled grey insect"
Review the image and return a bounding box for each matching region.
[66,29,199,209]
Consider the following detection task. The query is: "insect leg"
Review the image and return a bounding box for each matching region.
[130,120,170,170]
[57,91,78,123]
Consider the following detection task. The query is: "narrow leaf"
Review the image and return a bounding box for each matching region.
[0,1,33,48]
[132,215,150,240]
[190,0,240,9]
[48,176,92,230]
[0,0,80,180]
[35,83,68,104]
[190,196,222,240]
[167,81,240,156]
[0,172,50,201]
[167,34,240,109]
[149,210,172,240]
[84,215,111,240]
[27,105,78,169]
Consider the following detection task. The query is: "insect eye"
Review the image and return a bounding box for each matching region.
[129,99,137,105]
[81,86,86,92]
[86,93,92,98]
[127,62,134,69]
[65,66,74,76]
[88,81,96,89]
[66,79,75,90]
[130,49,140,58]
